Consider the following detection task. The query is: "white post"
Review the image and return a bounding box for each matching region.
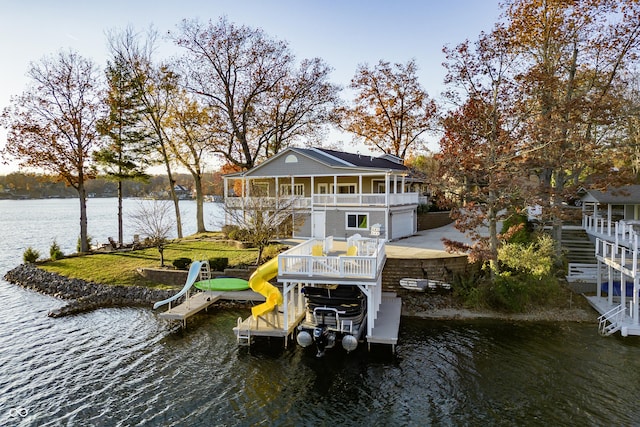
[635,276,639,325]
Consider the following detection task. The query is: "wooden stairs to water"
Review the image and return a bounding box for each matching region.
[561,226,596,264]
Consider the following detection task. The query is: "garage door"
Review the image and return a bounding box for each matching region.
[392,210,414,239]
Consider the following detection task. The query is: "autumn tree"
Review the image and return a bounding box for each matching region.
[107,26,185,238]
[164,89,211,233]
[95,50,151,246]
[506,0,640,253]
[440,27,532,274]
[172,17,339,169]
[337,59,437,159]
[0,50,104,252]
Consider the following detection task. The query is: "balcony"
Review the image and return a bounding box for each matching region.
[225,192,419,209]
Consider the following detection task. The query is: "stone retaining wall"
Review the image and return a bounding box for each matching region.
[382,256,471,294]
[417,211,453,231]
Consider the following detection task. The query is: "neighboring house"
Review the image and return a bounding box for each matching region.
[223,147,427,241]
[174,184,192,200]
[581,185,640,238]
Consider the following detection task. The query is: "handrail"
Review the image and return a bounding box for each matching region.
[152,261,202,310]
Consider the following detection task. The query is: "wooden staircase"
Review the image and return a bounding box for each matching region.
[561,226,596,264]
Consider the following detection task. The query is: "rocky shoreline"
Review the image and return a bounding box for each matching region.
[4,263,598,323]
[3,263,176,317]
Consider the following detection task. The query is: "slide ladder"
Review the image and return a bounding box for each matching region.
[153,261,203,310]
[248,257,283,319]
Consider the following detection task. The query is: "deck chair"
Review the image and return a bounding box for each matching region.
[312,244,324,256]
[346,245,358,256]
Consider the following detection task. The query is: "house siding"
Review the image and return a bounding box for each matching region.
[249,154,339,177]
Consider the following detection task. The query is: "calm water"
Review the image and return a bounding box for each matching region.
[1,198,639,426]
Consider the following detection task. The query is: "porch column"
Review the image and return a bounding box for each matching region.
[608,266,613,306]
[597,261,602,298]
[311,175,315,209]
[275,176,279,209]
[333,175,338,205]
[401,175,406,193]
[359,175,362,205]
[634,276,639,325]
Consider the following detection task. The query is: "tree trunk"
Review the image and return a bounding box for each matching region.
[164,160,183,239]
[194,173,206,233]
[117,180,123,246]
[78,181,89,253]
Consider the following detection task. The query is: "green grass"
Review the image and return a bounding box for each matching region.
[39,236,265,289]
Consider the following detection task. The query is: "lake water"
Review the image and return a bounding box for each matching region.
[1,198,639,426]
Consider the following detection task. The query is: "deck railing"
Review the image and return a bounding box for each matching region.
[225,192,419,209]
[278,236,385,279]
[584,215,640,248]
[596,236,639,278]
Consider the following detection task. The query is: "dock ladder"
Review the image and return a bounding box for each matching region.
[236,317,251,346]
[598,304,626,336]
[199,261,211,280]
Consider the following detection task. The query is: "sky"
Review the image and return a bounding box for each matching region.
[0,0,504,174]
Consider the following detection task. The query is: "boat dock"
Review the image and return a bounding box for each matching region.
[159,290,264,327]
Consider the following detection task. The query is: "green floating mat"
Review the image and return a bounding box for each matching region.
[194,277,250,291]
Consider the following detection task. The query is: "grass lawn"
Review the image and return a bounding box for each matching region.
[39,236,272,289]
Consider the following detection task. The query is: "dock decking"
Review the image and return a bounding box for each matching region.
[233,308,307,347]
[158,290,264,326]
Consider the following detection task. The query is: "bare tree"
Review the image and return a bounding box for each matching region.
[223,196,303,264]
[0,50,104,252]
[107,26,185,238]
[172,17,339,169]
[129,200,173,266]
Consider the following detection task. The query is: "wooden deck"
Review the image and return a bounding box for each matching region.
[233,307,307,347]
[158,290,265,325]
[367,292,402,351]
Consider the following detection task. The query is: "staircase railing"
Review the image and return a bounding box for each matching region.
[598,304,626,336]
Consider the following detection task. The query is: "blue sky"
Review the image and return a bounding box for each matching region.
[0,0,503,173]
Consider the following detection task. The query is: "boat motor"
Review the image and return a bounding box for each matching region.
[313,325,335,357]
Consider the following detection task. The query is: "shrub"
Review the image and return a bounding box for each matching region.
[76,235,93,252]
[172,257,192,270]
[49,240,64,261]
[23,247,40,263]
[500,212,534,245]
[208,257,229,271]
[261,244,284,261]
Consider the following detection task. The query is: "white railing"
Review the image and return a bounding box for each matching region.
[278,236,385,279]
[312,192,419,207]
[596,236,639,277]
[226,192,419,208]
[566,263,601,283]
[584,215,640,248]
[225,196,312,209]
[598,303,626,336]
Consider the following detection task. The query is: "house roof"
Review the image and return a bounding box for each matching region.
[580,185,640,204]
[227,146,410,178]
[299,148,407,171]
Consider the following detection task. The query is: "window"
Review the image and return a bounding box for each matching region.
[317,183,329,194]
[280,183,304,196]
[331,184,356,194]
[285,154,298,163]
[346,213,368,230]
[251,182,269,196]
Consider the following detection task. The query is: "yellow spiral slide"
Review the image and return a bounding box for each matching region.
[248,257,283,319]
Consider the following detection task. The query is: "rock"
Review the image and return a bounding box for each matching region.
[4,264,175,317]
